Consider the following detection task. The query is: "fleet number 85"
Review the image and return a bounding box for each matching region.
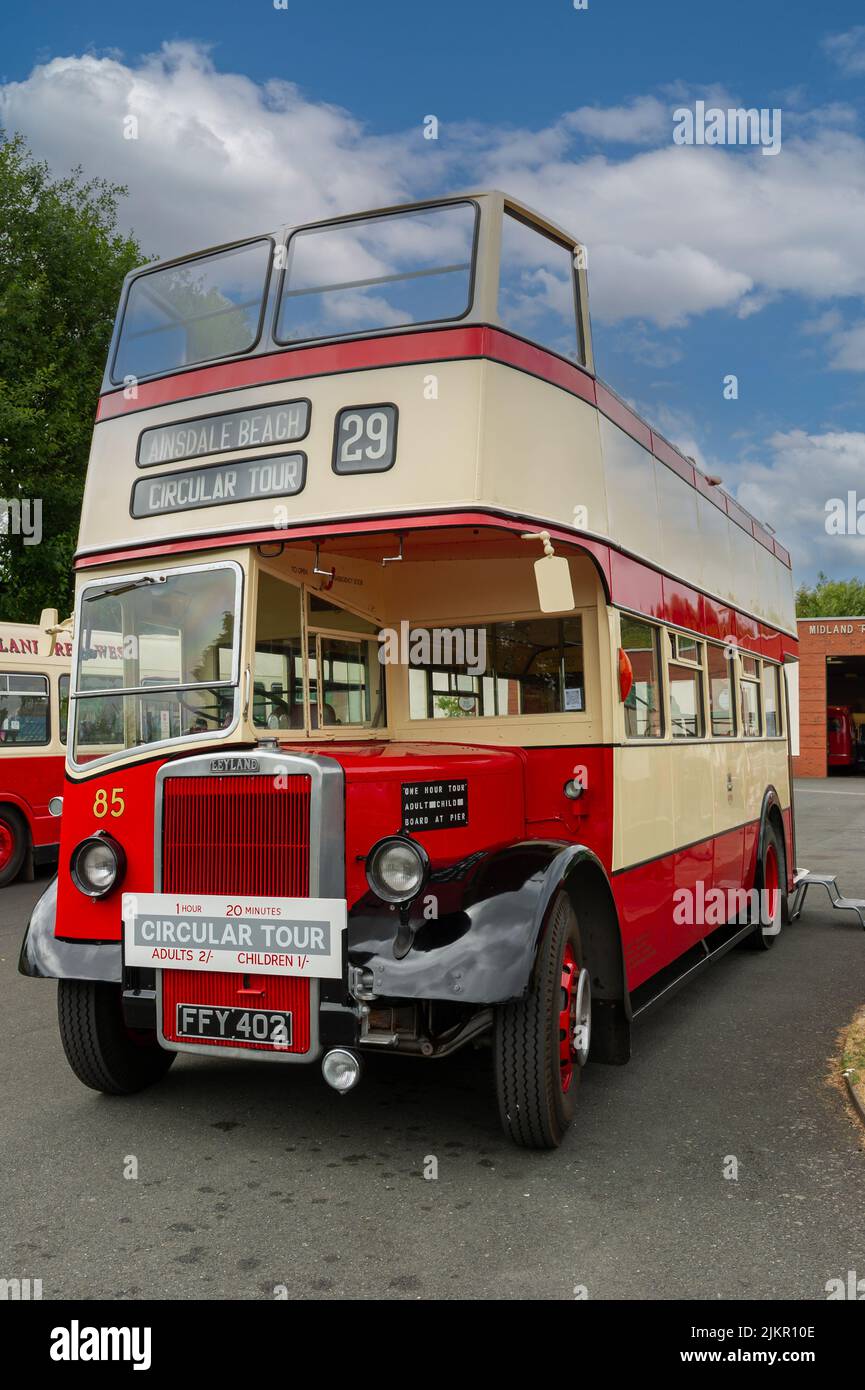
[93,788,125,818]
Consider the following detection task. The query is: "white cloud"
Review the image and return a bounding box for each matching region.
[0,43,415,257]
[822,26,865,76]
[734,430,865,580]
[3,44,865,337]
[563,96,672,145]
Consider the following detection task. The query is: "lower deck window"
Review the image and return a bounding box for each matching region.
[621,617,662,738]
[408,617,584,719]
[0,673,50,745]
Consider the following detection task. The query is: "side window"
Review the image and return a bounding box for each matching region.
[621,617,663,739]
[762,662,781,737]
[59,674,71,744]
[407,617,584,719]
[740,655,762,737]
[253,572,305,730]
[707,643,736,737]
[307,594,385,729]
[668,633,705,739]
[0,672,50,746]
[498,211,583,363]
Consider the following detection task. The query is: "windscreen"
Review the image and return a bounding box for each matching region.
[72,565,239,763]
[275,202,476,343]
[111,240,271,383]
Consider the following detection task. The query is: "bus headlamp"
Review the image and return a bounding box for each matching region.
[70,833,126,899]
[366,835,430,905]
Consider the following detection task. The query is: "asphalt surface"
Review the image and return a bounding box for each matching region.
[2,778,864,1301]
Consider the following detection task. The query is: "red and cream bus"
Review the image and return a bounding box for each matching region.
[20,192,797,1147]
[0,610,72,885]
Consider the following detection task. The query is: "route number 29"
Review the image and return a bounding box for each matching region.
[93,788,125,818]
[333,404,397,474]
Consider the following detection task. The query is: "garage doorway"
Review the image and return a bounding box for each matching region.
[826,655,865,774]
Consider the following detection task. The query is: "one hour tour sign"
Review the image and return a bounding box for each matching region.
[136,400,310,466]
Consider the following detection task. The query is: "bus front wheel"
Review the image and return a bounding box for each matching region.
[493,892,590,1149]
[0,807,27,887]
[57,980,175,1094]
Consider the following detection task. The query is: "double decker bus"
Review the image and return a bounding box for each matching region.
[0,610,72,885]
[20,192,798,1148]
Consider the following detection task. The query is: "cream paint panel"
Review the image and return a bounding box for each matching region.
[613,745,675,869]
[710,740,747,834]
[656,462,703,586]
[477,362,608,537]
[600,416,662,562]
[78,361,485,555]
[695,495,734,605]
[82,353,796,632]
[382,553,600,625]
[615,739,790,872]
[671,740,715,845]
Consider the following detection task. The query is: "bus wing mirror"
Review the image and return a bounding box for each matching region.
[533,555,575,613]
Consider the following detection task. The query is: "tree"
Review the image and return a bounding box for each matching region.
[795,572,865,617]
[0,132,143,622]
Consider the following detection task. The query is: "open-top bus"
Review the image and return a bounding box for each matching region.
[20,192,797,1147]
[0,610,72,885]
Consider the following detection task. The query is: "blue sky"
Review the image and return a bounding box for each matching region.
[2,0,865,581]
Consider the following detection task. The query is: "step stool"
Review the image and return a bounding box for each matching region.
[789,870,865,929]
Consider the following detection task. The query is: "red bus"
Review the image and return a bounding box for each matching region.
[827,705,856,769]
[0,610,72,885]
[20,192,798,1147]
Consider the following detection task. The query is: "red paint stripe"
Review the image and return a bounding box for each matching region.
[96,326,490,421]
[651,432,695,484]
[595,383,652,450]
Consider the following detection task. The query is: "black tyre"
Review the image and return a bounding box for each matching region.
[57,979,175,1094]
[745,822,786,951]
[0,806,27,887]
[493,892,591,1149]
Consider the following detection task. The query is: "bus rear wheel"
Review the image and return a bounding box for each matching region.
[746,822,786,951]
[493,892,590,1149]
[58,979,175,1094]
[0,807,27,887]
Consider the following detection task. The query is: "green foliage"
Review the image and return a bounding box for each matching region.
[795,572,865,618]
[0,131,143,622]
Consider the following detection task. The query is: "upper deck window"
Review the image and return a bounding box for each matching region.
[498,211,582,363]
[111,240,271,384]
[275,202,477,345]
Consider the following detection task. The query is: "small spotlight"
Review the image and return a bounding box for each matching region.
[322,1048,362,1093]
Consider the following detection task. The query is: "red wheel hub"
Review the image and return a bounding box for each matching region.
[559,943,579,1093]
[0,819,14,872]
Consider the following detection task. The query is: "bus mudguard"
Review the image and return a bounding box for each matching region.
[18,876,122,983]
[347,839,627,1011]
